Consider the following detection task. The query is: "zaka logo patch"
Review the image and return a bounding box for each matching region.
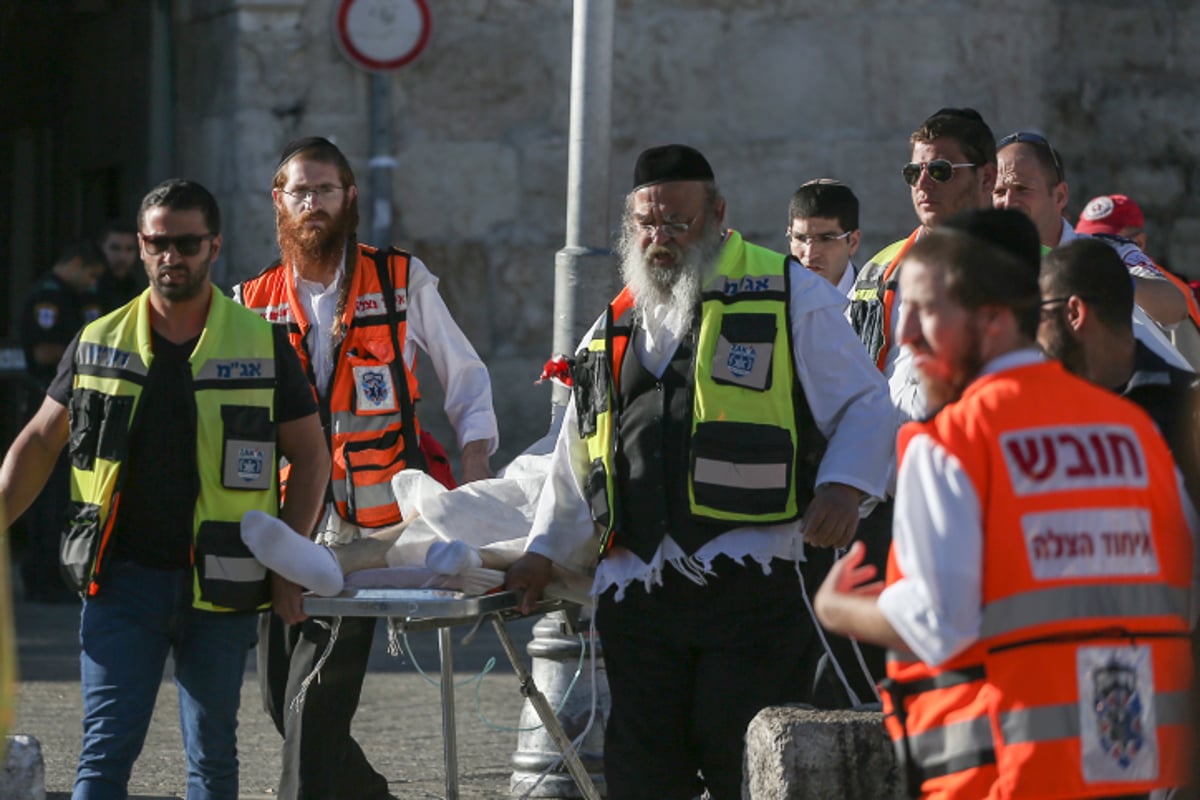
[237,447,264,483]
[726,344,756,378]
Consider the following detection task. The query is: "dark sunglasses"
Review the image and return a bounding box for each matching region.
[997,131,1064,182]
[902,160,978,186]
[140,233,215,256]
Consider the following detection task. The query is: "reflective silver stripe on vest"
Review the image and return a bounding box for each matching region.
[693,457,788,490]
[1001,689,1189,745]
[331,410,406,435]
[980,583,1189,639]
[194,357,276,382]
[704,273,787,298]
[76,342,149,377]
[203,554,267,583]
[330,479,396,512]
[908,716,994,770]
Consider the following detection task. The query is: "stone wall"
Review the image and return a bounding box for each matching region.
[172,0,1200,464]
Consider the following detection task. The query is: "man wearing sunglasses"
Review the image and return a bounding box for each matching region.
[0,178,330,798]
[234,137,498,800]
[848,107,998,422]
[992,133,1194,372]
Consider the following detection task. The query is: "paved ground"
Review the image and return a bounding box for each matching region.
[12,593,573,800]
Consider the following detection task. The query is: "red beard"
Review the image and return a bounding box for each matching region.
[276,202,356,269]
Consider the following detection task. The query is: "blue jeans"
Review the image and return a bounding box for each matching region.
[74,559,258,800]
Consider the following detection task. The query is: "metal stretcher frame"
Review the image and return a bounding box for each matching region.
[303,588,601,800]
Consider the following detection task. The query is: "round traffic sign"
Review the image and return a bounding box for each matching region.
[334,0,431,73]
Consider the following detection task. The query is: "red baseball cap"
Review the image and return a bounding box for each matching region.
[1075,194,1145,236]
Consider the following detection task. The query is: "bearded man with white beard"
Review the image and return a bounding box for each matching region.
[233,137,498,800]
[506,144,896,800]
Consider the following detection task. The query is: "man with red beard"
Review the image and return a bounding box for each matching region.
[234,137,498,800]
[506,144,894,799]
[816,209,1197,799]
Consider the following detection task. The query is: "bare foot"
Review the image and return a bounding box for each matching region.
[330,513,418,575]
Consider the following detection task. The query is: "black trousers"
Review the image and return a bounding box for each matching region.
[258,612,390,800]
[594,555,821,800]
[800,499,893,708]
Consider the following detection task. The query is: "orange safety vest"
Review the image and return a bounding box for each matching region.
[849,228,920,372]
[882,360,1193,799]
[234,244,424,528]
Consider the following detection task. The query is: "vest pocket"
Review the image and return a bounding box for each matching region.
[220,405,275,491]
[340,428,410,523]
[691,421,793,515]
[585,457,611,528]
[346,344,401,415]
[571,350,609,438]
[710,313,776,391]
[195,520,270,610]
[60,501,100,592]
[69,391,135,470]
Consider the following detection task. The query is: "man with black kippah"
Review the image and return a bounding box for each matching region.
[507,144,894,799]
[817,209,1196,799]
[234,136,499,800]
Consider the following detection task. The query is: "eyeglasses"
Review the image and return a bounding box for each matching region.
[902,160,979,186]
[786,230,855,246]
[140,233,215,256]
[278,185,345,204]
[637,218,694,238]
[997,131,1065,182]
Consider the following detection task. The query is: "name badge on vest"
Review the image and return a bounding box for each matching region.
[711,312,775,391]
[353,364,399,413]
[223,439,275,490]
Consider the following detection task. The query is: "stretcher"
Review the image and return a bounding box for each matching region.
[303,588,601,800]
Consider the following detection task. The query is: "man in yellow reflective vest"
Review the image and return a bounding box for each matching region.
[816,209,1196,799]
[507,144,895,800]
[0,179,329,799]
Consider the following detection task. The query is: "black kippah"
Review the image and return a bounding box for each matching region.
[941,208,1042,272]
[277,136,339,169]
[633,144,714,190]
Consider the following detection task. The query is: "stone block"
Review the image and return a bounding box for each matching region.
[743,706,904,800]
[1,735,46,800]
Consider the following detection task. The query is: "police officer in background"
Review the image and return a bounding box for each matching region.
[16,239,105,602]
[96,219,145,312]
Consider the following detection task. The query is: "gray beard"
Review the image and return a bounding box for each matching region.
[616,218,724,329]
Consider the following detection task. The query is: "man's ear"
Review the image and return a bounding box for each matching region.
[847,229,862,258]
[1066,295,1087,332]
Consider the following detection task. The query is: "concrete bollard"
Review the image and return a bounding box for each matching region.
[1,735,46,800]
[743,706,905,799]
[510,611,608,797]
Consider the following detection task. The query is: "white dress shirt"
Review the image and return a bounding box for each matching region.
[525,250,896,600]
[878,348,1200,666]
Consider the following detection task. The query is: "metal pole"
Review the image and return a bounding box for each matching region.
[550,0,616,413]
[368,73,395,246]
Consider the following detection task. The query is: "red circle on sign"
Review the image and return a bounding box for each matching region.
[335,0,431,73]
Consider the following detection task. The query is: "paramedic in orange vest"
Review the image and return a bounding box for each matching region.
[233,137,499,800]
[1076,192,1200,371]
[816,208,1198,799]
[847,108,998,422]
